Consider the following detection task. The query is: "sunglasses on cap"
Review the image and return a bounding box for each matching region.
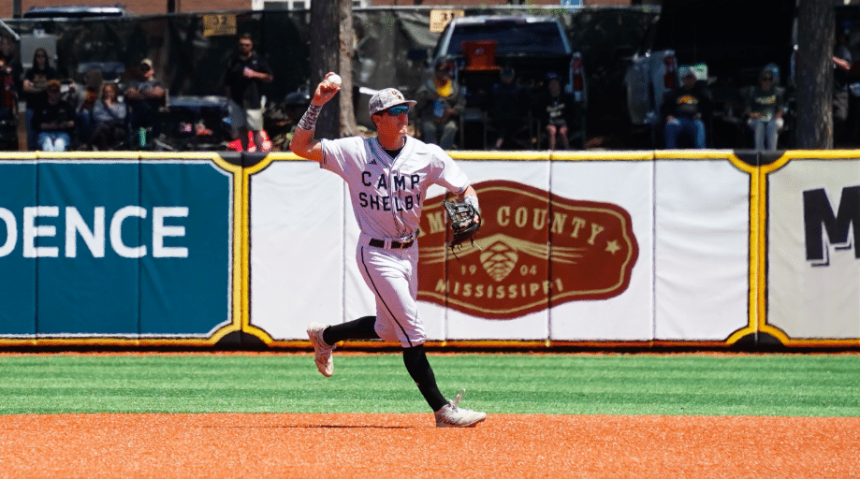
[386,105,409,116]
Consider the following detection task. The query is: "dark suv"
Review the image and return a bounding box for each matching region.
[431,15,586,148]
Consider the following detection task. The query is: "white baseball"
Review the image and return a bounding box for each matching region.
[327,74,342,88]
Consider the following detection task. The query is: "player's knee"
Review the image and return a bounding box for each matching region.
[407,332,426,347]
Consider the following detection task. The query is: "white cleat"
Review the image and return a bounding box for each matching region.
[435,388,487,428]
[307,322,334,377]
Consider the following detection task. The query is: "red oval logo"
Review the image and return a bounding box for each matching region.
[417,180,639,320]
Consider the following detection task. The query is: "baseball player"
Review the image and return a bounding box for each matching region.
[289,73,486,428]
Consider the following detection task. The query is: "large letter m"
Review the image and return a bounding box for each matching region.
[803,186,860,264]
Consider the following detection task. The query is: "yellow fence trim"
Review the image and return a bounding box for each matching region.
[551,151,654,161]
[451,150,550,160]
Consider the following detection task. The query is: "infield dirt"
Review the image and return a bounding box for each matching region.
[0,413,857,478]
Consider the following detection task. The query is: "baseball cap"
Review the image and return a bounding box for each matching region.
[368,88,417,116]
[46,79,61,92]
[140,58,153,68]
[681,67,696,78]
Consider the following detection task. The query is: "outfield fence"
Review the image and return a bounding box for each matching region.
[0,149,858,349]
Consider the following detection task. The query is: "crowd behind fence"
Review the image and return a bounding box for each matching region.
[0,7,858,152]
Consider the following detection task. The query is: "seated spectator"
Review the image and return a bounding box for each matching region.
[743,68,784,151]
[415,55,465,150]
[34,79,76,152]
[22,48,59,150]
[67,68,103,150]
[0,52,17,119]
[0,36,23,98]
[283,89,311,144]
[490,66,528,150]
[662,67,711,149]
[90,83,128,151]
[0,52,18,151]
[539,72,573,151]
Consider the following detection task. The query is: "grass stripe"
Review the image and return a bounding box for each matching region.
[0,353,858,416]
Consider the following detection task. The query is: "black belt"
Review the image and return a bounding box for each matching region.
[369,238,414,249]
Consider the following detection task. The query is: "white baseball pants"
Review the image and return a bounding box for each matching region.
[356,234,425,348]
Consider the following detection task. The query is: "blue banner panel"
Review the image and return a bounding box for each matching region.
[0,162,37,336]
[36,161,141,336]
[139,161,232,337]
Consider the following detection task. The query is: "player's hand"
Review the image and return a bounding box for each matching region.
[312,72,341,106]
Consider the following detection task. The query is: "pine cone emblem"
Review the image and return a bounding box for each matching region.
[480,241,518,282]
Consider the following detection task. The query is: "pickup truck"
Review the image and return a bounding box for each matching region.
[430,15,586,148]
[623,0,796,145]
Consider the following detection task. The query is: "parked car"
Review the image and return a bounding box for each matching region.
[430,15,586,149]
[623,0,796,147]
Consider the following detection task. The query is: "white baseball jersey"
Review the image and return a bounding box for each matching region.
[319,134,470,347]
[320,135,469,241]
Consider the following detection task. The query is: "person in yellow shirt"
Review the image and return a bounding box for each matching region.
[743,68,784,151]
[415,56,465,150]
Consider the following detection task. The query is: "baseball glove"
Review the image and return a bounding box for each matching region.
[443,199,481,252]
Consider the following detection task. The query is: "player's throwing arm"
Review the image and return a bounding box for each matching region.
[289,72,342,163]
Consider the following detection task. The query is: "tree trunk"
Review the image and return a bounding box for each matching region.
[309,0,357,139]
[795,0,834,149]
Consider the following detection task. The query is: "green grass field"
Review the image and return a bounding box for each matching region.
[1,353,858,417]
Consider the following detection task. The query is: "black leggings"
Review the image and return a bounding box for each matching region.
[323,316,378,344]
[322,316,448,411]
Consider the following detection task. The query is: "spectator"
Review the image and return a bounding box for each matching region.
[68,68,103,150]
[662,67,711,149]
[225,33,274,152]
[833,29,852,144]
[33,79,75,152]
[90,83,127,151]
[490,66,528,150]
[0,52,17,119]
[744,68,784,151]
[538,72,572,151]
[0,52,17,150]
[125,58,165,146]
[283,89,311,144]
[415,55,465,150]
[22,48,58,150]
[0,36,23,100]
